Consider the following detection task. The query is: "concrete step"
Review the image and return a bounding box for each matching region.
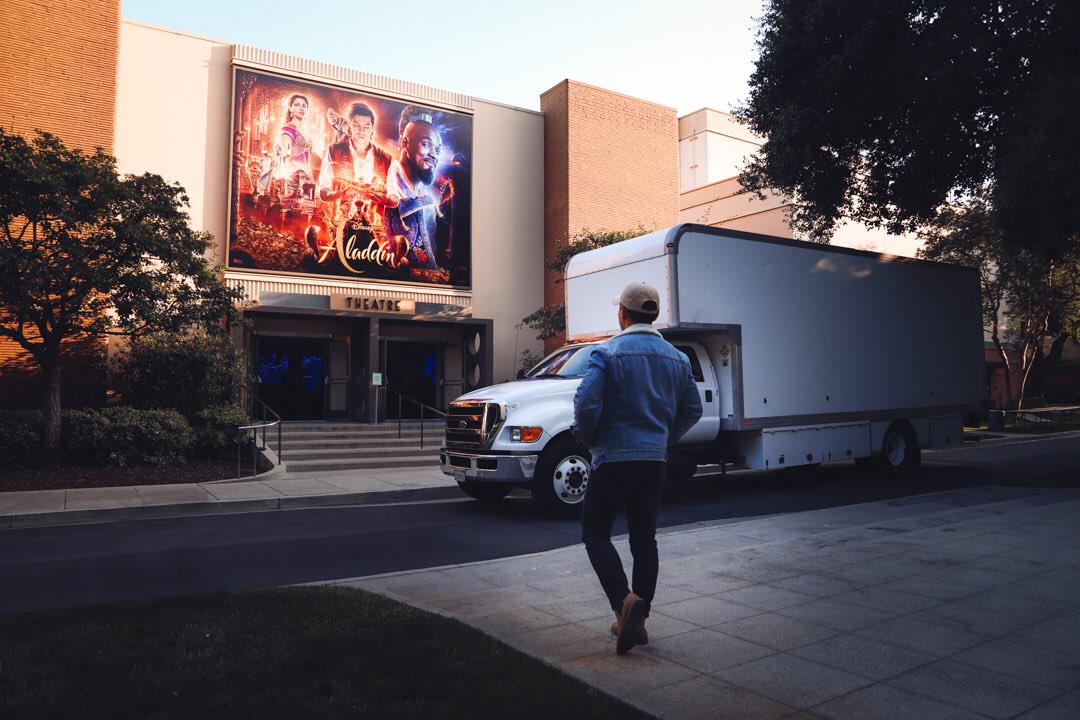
[280,422,444,436]
[284,455,441,473]
[280,437,444,451]
[285,446,441,462]
[276,422,446,473]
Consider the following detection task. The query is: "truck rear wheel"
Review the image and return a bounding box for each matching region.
[532,436,591,513]
[880,421,921,471]
[457,480,512,502]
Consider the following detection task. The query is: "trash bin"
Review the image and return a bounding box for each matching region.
[988,410,1005,431]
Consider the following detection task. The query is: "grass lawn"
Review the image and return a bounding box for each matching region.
[0,586,652,720]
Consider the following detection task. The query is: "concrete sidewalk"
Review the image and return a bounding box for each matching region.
[0,465,461,529]
[337,485,1080,719]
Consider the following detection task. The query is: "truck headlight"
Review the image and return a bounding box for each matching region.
[509,426,543,443]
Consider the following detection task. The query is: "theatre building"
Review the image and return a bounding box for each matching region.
[1,1,680,421]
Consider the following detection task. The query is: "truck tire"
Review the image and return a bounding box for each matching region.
[532,436,591,513]
[880,421,921,471]
[457,480,512,502]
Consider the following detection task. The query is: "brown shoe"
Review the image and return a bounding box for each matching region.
[616,593,648,655]
[611,619,648,645]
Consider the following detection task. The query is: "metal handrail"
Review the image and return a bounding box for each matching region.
[234,381,284,478]
[237,419,281,479]
[379,387,446,449]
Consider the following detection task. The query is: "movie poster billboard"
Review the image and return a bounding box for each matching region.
[228,68,472,288]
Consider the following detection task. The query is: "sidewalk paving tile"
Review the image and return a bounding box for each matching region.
[854,614,990,656]
[826,585,942,616]
[1015,690,1080,720]
[713,652,872,707]
[0,489,66,514]
[262,478,345,497]
[715,584,819,612]
[63,486,141,510]
[766,571,864,598]
[555,648,701,697]
[134,484,214,505]
[812,683,986,720]
[1010,617,1080,660]
[886,657,1060,719]
[713,613,839,651]
[647,628,776,673]
[775,597,897,632]
[578,610,699,643]
[468,606,567,636]
[202,482,283,501]
[952,638,1080,692]
[789,634,936,680]
[503,623,614,665]
[653,594,763,627]
[638,676,796,720]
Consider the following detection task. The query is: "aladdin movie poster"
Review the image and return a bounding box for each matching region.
[228,68,473,288]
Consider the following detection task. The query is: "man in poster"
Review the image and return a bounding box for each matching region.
[384,106,454,272]
[317,101,392,204]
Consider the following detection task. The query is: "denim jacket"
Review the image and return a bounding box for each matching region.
[573,325,703,468]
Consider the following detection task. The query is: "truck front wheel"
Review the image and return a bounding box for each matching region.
[533,437,591,513]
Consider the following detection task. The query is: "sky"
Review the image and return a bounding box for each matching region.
[121,0,767,116]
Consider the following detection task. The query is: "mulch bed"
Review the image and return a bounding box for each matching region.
[0,460,240,493]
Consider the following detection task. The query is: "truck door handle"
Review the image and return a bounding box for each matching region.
[705,390,713,402]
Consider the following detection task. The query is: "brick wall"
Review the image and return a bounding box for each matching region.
[0,0,120,152]
[541,80,679,352]
[0,0,120,409]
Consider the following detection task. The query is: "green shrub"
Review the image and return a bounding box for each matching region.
[0,410,43,467]
[192,404,252,459]
[63,407,194,467]
[112,332,244,418]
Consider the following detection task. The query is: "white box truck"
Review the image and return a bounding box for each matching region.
[441,224,985,511]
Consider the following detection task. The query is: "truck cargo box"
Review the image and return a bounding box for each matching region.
[565,224,984,428]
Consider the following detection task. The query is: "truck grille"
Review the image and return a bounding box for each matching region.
[445,401,503,449]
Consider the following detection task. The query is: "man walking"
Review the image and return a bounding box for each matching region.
[573,282,703,655]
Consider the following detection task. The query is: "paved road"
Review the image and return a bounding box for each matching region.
[2,434,1078,615]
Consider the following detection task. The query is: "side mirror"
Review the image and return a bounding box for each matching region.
[515,369,526,380]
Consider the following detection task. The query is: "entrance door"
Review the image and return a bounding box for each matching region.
[255,337,327,420]
[383,341,438,419]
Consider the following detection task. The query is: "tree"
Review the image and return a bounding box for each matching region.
[738,1,1080,260]
[518,227,647,342]
[0,129,244,451]
[919,196,1080,409]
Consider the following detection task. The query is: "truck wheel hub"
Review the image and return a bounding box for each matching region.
[554,456,589,500]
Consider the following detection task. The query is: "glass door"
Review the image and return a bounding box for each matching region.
[255,337,327,420]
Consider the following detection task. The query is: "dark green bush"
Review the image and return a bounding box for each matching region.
[0,410,43,468]
[63,407,194,467]
[112,332,244,417]
[192,404,252,458]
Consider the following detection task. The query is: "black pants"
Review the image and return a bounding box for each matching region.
[581,460,666,616]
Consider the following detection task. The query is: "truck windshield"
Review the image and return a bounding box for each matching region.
[524,345,596,379]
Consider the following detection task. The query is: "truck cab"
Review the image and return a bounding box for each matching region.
[440,340,720,511]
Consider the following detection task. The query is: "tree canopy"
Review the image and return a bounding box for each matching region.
[0,128,244,449]
[738,1,1079,260]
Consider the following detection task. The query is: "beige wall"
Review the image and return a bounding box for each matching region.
[115,22,233,260]
[470,99,545,381]
[114,21,543,385]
